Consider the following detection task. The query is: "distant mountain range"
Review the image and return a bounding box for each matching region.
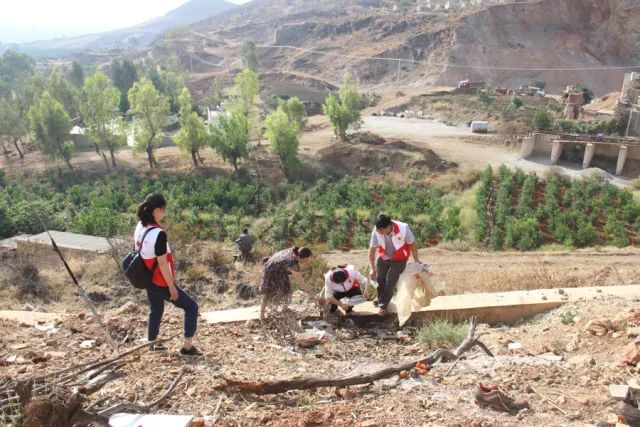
[4,0,236,56]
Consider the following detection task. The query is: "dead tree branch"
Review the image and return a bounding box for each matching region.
[96,368,186,417]
[215,316,492,395]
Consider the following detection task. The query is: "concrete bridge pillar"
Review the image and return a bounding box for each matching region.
[521,134,537,159]
[616,145,629,176]
[550,140,563,165]
[582,143,595,169]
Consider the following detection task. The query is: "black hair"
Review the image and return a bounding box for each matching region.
[331,269,348,283]
[137,193,167,226]
[375,213,392,229]
[243,228,249,234]
[293,246,312,259]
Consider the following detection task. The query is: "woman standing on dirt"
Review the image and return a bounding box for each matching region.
[134,193,202,357]
[259,247,314,321]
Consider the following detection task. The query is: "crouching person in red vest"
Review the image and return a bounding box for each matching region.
[368,213,421,316]
[319,265,369,315]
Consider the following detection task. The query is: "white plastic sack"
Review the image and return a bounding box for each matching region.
[389,262,437,326]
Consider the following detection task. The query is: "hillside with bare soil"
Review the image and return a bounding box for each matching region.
[182,0,640,99]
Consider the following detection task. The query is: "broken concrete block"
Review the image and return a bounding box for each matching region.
[294,332,321,348]
[624,342,640,365]
[609,384,630,401]
[80,340,96,349]
[587,320,614,337]
[626,327,640,338]
[507,342,522,350]
[116,301,139,315]
[109,413,194,427]
[539,353,563,362]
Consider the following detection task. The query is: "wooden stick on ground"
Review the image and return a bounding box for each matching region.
[96,367,186,417]
[530,386,568,416]
[215,316,493,395]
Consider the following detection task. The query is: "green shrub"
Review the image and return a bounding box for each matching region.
[417,320,467,347]
[605,217,629,247]
[442,206,461,241]
[575,217,597,247]
[533,110,552,131]
[505,216,543,251]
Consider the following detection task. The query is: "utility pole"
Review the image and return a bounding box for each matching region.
[396,61,401,92]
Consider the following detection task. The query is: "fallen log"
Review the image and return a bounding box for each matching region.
[215,316,492,395]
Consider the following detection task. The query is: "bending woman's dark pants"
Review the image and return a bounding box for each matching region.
[146,284,198,340]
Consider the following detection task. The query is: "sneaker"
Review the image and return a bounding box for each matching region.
[179,346,203,357]
[474,383,529,414]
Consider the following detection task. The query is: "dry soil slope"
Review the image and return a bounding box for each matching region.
[438,0,640,95]
[191,0,640,97]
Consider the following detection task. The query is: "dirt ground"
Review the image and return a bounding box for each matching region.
[2,276,640,426]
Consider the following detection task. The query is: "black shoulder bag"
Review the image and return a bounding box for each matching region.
[123,227,158,289]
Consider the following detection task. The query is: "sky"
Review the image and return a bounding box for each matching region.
[0,0,251,43]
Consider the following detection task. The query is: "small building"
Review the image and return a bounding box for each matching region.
[206,107,230,129]
[564,92,583,119]
[617,73,640,138]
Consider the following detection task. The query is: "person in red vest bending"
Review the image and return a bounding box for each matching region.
[368,213,421,316]
[319,264,369,315]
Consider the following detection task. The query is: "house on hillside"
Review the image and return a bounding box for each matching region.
[206,107,230,129]
[617,73,640,137]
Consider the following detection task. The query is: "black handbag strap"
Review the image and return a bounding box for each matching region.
[138,226,159,273]
[138,226,158,250]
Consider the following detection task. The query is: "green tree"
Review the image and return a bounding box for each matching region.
[128,78,170,169]
[110,59,138,113]
[175,88,208,166]
[48,70,80,119]
[264,107,301,178]
[148,68,186,113]
[28,92,74,169]
[442,205,461,241]
[240,39,259,71]
[211,76,225,107]
[278,97,307,129]
[533,110,552,131]
[322,74,362,141]
[82,72,124,167]
[0,204,15,239]
[0,50,34,89]
[210,111,250,172]
[69,61,85,88]
[0,98,26,159]
[230,68,260,121]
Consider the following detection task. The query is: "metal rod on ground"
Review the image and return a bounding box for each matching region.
[35,216,115,348]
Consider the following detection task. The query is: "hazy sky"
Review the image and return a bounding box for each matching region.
[0,0,251,42]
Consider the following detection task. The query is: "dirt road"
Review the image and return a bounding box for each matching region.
[363,116,633,184]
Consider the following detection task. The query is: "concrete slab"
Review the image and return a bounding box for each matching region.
[412,284,640,325]
[202,285,640,326]
[0,310,64,325]
[202,305,260,324]
[109,413,193,427]
[16,231,124,254]
[0,234,31,250]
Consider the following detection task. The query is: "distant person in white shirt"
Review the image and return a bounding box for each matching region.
[319,265,369,315]
[368,213,421,316]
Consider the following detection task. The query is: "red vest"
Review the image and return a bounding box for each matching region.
[374,220,411,262]
[135,222,175,288]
